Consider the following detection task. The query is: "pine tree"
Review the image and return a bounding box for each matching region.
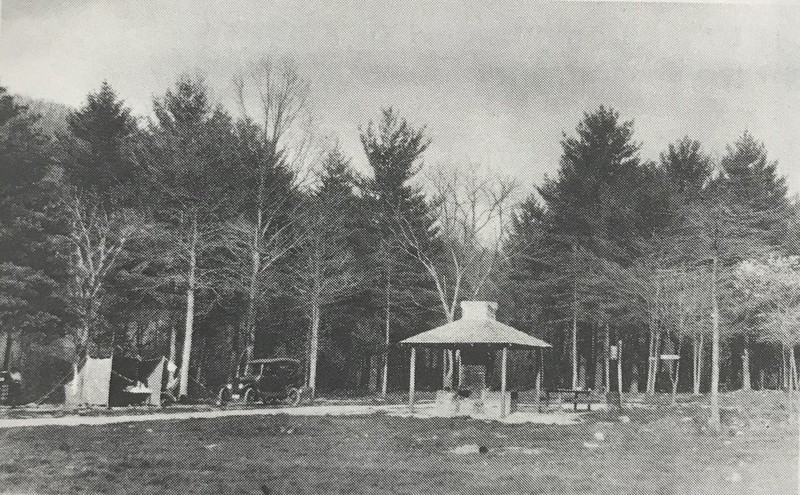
[0,87,65,363]
[288,149,362,398]
[59,83,150,359]
[360,108,436,391]
[715,132,789,394]
[146,76,246,398]
[536,106,646,389]
[62,82,140,208]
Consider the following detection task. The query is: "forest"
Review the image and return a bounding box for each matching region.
[1,60,798,431]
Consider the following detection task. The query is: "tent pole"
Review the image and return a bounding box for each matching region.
[501,346,508,418]
[409,347,416,412]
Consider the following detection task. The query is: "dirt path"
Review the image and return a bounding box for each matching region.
[0,402,589,429]
[0,404,407,429]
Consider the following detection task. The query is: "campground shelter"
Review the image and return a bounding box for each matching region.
[400,301,551,418]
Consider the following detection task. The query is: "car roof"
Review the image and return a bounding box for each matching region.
[248,358,300,364]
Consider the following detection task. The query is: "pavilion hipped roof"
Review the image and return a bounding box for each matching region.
[399,302,551,349]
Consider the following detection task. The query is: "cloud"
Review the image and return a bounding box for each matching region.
[3,1,798,192]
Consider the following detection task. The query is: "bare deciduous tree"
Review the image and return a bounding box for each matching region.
[286,193,361,398]
[394,165,518,387]
[735,256,800,408]
[228,57,318,374]
[63,193,142,357]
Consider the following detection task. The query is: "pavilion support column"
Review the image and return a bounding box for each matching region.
[409,347,417,411]
[501,346,508,418]
[535,348,542,411]
[456,349,463,389]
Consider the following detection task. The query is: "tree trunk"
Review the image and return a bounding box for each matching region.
[168,322,177,364]
[178,215,198,399]
[741,340,752,391]
[783,345,789,391]
[629,333,639,393]
[709,255,721,432]
[578,355,587,389]
[670,353,681,405]
[244,245,261,364]
[693,332,703,395]
[788,345,797,416]
[2,332,13,371]
[572,282,578,390]
[307,301,321,399]
[593,325,602,391]
[647,327,661,395]
[381,274,390,397]
[653,332,662,393]
[604,324,610,393]
[442,349,454,390]
[232,219,262,384]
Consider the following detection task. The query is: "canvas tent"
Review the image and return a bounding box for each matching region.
[65,355,168,407]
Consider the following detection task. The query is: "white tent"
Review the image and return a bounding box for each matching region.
[64,356,168,407]
[65,357,112,406]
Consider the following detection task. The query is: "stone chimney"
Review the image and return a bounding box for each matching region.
[459,301,498,320]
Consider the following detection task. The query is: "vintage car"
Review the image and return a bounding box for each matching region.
[218,358,304,406]
[0,370,21,406]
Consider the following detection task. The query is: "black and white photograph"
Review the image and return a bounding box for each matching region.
[0,1,798,493]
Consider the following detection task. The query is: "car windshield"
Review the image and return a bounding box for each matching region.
[265,363,296,376]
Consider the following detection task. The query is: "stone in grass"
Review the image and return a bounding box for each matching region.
[451,444,480,454]
[450,444,489,455]
[619,415,631,423]
[593,432,605,442]
[726,472,742,483]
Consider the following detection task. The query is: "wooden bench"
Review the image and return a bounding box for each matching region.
[543,389,600,412]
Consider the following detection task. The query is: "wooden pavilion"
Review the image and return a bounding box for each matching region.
[400,301,551,418]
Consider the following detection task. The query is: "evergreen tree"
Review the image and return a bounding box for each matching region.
[0,87,65,360]
[288,149,362,398]
[660,136,712,197]
[59,83,151,359]
[536,106,646,389]
[62,82,141,208]
[664,132,788,430]
[360,108,436,392]
[146,76,246,398]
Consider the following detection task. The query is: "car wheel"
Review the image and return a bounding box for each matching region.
[217,387,232,406]
[243,387,260,404]
[160,392,175,407]
[285,388,301,407]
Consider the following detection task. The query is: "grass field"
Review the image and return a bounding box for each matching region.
[0,393,796,494]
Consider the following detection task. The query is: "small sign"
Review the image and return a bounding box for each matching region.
[610,346,619,359]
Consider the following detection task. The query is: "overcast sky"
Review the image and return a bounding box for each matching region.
[3,1,799,194]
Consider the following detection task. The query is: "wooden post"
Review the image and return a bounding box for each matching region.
[617,340,623,395]
[501,346,508,418]
[456,349,463,389]
[409,347,416,411]
[535,348,542,411]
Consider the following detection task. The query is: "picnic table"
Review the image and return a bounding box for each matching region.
[544,389,595,411]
